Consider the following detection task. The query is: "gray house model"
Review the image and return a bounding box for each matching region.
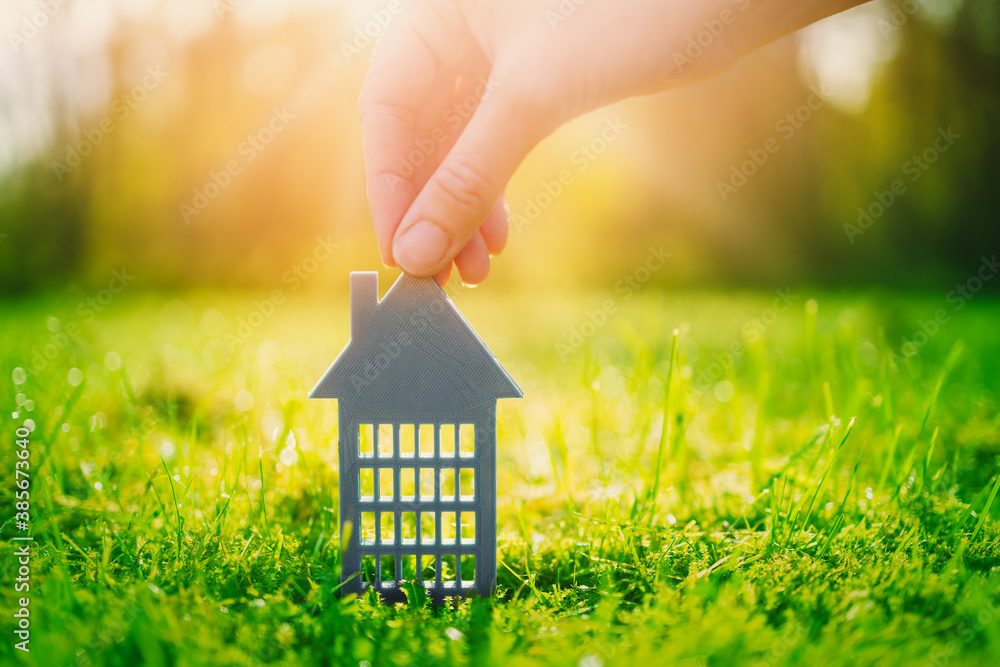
[309,271,521,602]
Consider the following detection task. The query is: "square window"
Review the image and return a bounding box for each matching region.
[401,511,417,544]
[419,424,435,458]
[460,468,475,501]
[360,511,376,545]
[380,511,395,544]
[399,424,415,458]
[460,511,476,544]
[380,555,396,587]
[421,555,436,586]
[378,424,394,458]
[441,555,457,588]
[420,512,436,545]
[440,469,456,501]
[459,424,475,458]
[401,554,417,581]
[362,555,376,585]
[441,511,457,545]
[460,555,476,587]
[359,468,374,502]
[379,468,394,501]
[419,469,436,501]
[400,468,416,501]
[439,424,456,458]
[359,424,374,458]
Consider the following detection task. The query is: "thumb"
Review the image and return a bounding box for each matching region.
[391,81,544,277]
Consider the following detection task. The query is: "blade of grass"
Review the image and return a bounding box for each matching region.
[795,418,856,541]
[750,370,770,493]
[107,519,142,579]
[917,341,963,442]
[970,473,1000,543]
[877,326,895,426]
[877,426,902,493]
[259,451,271,539]
[648,329,678,515]
[816,513,845,558]
[160,454,183,560]
[890,439,923,504]
[917,427,939,495]
[891,521,920,560]
[836,448,865,517]
[943,474,997,542]
[761,425,830,492]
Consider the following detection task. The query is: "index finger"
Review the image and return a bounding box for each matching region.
[358,18,437,267]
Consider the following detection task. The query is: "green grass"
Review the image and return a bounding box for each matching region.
[1,286,999,667]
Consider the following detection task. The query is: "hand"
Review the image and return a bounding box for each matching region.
[359,0,867,285]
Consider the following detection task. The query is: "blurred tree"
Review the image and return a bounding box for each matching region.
[0,1,997,293]
[0,161,87,294]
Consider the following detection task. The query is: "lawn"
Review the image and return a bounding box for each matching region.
[1,286,999,667]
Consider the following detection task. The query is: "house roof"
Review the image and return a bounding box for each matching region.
[309,272,522,416]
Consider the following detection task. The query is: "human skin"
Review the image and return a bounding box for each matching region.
[359,0,870,285]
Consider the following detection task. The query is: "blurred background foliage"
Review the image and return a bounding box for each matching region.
[0,0,998,296]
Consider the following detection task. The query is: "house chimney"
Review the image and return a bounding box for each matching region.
[350,272,378,339]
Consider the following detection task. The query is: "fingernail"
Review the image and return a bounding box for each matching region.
[393,221,450,275]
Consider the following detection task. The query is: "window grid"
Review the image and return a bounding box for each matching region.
[358,422,476,461]
[354,421,481,594]
[359,467,477,507]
